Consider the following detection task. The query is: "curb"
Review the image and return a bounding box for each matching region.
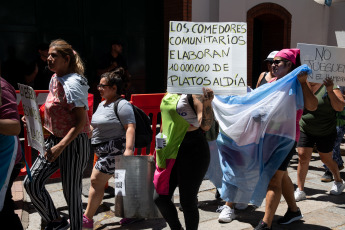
[12,180,28,230]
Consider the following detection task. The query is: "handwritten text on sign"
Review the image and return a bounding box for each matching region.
[298,43,345,86]
[114,169,126,196]
[18,83,45,154]
[167,21,247,95]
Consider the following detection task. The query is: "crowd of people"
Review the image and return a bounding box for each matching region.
[0,38,344,230]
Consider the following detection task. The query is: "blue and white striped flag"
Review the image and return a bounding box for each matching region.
[212,65,310,206]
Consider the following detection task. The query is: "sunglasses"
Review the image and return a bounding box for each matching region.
[97,84,111,89]
[271,60,288,65]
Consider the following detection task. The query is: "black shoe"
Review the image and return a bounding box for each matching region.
[44,217,69,230]
[254,219,271,230]
[277,208,303,225]
[321,170,333,182]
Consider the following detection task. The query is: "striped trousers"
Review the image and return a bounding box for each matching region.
[24,133,90,230]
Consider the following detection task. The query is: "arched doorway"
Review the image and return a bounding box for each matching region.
[247,3,291,87]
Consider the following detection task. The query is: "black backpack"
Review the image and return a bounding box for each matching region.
[114,98,153,148]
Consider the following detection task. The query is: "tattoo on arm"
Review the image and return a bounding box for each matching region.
[201,105,214,127]
[201,118,213,127]
[205,106,212,115]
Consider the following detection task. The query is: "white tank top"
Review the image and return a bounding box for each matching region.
[176,94,200,127]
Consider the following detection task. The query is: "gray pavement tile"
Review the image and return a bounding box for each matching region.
[300,209,344,229]
[22,153,345,230]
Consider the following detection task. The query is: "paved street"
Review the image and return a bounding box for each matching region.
[14,151,345,230]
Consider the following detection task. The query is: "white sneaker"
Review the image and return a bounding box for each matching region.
[217,205,235,223]
[294,188,306,201]
[330,180,345,195]
[235,203,248,210]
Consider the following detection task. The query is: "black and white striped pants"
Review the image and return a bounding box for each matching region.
[24,133,90,230]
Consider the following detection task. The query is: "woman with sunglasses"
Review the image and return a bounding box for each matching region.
[253,49,318,230]
[218,49,317,230]
[23,39,91,230]
[82,68,136,229]
[256,51,279,88]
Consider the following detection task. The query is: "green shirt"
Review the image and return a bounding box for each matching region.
[299,85,337,136]
[155,93,190,168]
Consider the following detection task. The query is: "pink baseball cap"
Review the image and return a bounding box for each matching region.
[275,49,300,65]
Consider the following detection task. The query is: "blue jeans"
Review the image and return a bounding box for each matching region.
[324,126,345,171]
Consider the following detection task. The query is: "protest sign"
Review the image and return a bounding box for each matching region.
[298,43,345,86]
[336,31,345,48]
[18,83,45,154]
[115,169,126,196]
[167,21,247,95]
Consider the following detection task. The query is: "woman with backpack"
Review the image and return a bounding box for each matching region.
[82,69,136,229]
[153,88,214,230]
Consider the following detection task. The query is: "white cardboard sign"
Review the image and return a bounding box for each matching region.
[335,31,345,48]
[298,43,345,86]
[18,83,45,154]
[114,169,126,196]
[167,21,247,95]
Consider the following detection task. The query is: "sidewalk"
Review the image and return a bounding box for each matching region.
[15,150,345,230]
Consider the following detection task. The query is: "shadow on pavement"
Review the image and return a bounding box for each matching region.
[96,217,167,230]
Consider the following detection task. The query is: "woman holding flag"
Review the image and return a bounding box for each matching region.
[215,49,318,230]
[254,49,317,230]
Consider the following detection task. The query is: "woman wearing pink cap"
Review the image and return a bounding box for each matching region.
[217,49,318,230]
[251,49,318,230]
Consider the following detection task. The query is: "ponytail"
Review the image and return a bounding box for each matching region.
[71,49,85,75]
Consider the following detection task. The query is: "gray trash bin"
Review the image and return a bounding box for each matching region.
[114,155,162,218]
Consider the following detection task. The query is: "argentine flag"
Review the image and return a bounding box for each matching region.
[212,65,310,206]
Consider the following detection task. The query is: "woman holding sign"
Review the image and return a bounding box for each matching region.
[295,77,345,201]
[154,88,214,230]
[23,39,90,230]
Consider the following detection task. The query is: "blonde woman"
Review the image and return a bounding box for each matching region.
[24,39,91,230]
